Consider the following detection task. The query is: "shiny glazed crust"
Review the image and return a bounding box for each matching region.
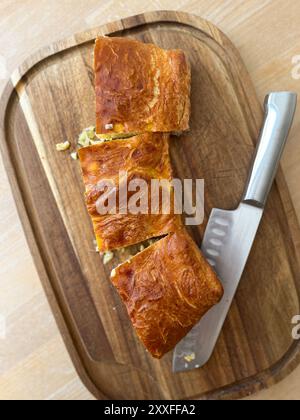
[78,133,182,251]
[94,37,191,136]
[111,230,224,358]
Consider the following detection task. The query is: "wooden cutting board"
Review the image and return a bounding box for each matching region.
[1,11,300,400]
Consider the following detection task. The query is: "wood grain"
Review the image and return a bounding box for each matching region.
[1,11,300,400]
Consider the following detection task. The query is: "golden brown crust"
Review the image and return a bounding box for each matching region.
[94,37,191,136]
[111,229,224,358]
[78,133,182,251]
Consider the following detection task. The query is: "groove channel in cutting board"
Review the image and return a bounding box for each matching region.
[1,11,300,400]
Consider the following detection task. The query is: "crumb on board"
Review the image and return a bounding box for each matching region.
[184,353,196,363]
[56,126,111,156]
[78,126,110,148]
[56,141,71,151]
[78,130,91,148]
[85,126,96,139]
[103,251,114,265]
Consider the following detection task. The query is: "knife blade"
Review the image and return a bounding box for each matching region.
[173,92,297,373]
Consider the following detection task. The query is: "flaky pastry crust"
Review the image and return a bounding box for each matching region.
[78,133,182,251]
[94,37,191,136]
[111,229,224,358]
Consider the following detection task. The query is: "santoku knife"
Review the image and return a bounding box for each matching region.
[173,92,297,373]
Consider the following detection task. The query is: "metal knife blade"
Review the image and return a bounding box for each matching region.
[173,92,297,373]
[173,203,262,372]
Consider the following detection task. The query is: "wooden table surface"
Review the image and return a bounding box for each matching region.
[0,0,300,400]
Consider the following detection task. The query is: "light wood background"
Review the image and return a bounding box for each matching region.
[0,0,300,400]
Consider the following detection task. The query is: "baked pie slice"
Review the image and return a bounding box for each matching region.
[94,36,191,138]
[111,229,223,358]
[78,132,182,251]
